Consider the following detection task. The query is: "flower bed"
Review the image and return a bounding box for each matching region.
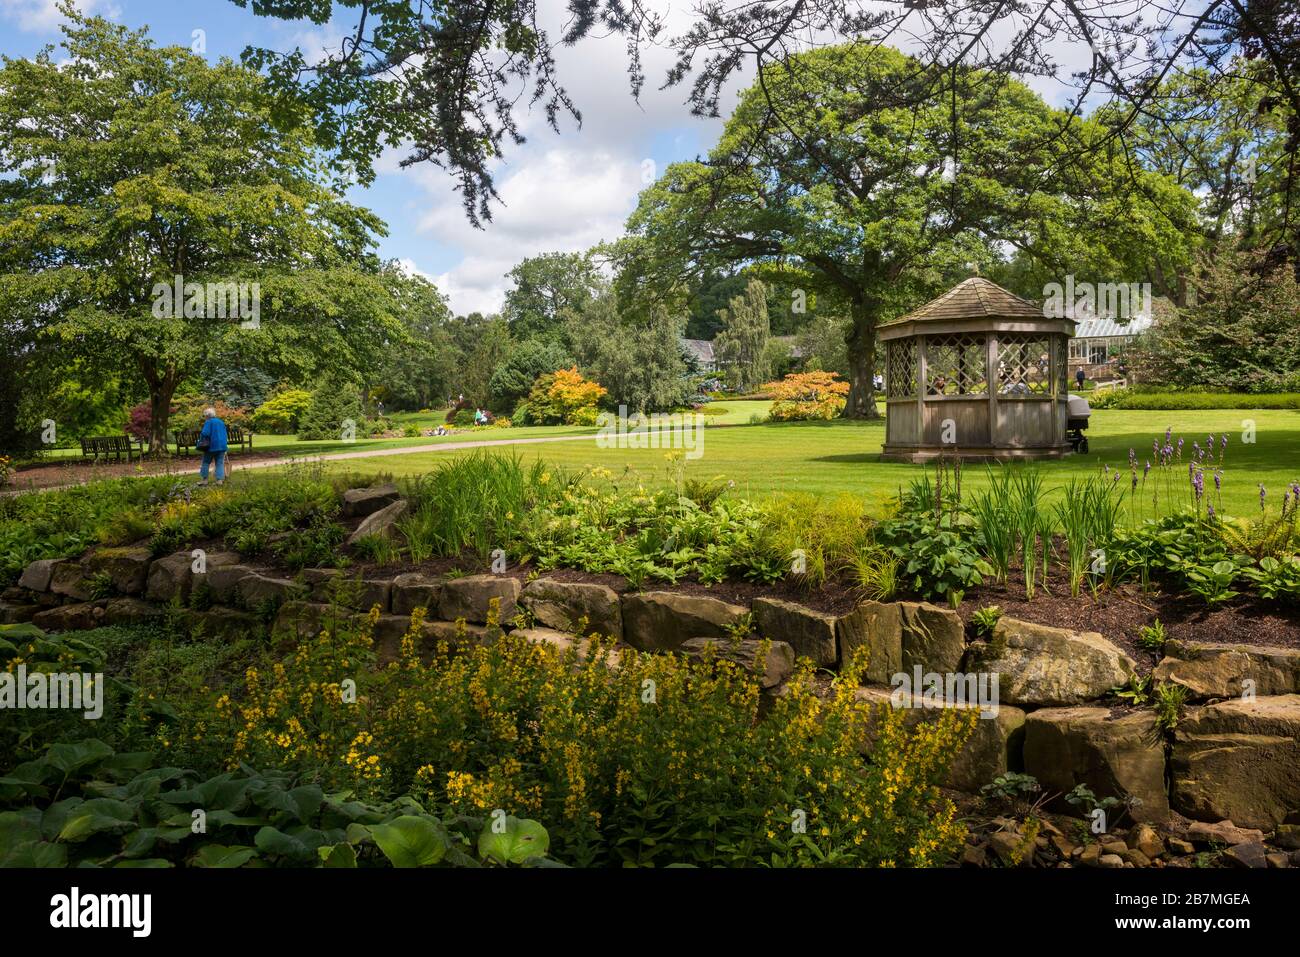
[4,436,1300,869]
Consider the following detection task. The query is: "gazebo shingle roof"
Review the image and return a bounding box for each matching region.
[883,277,1041,326]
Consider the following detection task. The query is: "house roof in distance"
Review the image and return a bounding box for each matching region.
[882,277,1042,326]
[680,338,715,364]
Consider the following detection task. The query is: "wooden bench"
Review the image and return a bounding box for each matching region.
[80,435,143,463]
[173,425,254,455]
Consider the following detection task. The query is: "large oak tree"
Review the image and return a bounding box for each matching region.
[619,45,1197,417]
[0,14,403,451]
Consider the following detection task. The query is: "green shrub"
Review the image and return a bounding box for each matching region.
[352,533,401,566]
[527,475,787,585]
[1090,390,1300,410]
[1152,682,1189,732]
[272,512,347,570]
[875,476,991,608]
[1137,619,1167,653]
[1243,556,1300,603]
[297,380,364,441]
[0,477,184,585]
[876,515,990,608]
[764,492,873,588]
[399,452,547,564]
[252,388,313,434]
[95,508,155,547]
[970,605,1002,638]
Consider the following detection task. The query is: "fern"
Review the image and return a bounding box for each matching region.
[1219,515,1297,561]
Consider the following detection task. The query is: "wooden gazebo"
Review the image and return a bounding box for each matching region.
[880,277,1076,462]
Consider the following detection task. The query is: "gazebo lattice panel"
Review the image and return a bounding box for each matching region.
[996,334,1052,396]
[887,339,917,398]
[925,334,988,396]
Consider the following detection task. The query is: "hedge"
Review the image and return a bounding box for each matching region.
[1089,391,1300,411]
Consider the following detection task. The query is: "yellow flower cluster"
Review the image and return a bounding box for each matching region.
[174,591,974,866]
[345,731,383,782]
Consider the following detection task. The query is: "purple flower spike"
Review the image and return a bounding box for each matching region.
[1260,484,1267,509]
[1144,461,1151,478]
[1207,503,1216,519]
[1214,470,1221,491]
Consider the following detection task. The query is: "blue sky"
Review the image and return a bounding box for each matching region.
[0,0,727,314]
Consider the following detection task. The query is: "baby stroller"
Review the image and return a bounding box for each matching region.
[1066,393,1091,454]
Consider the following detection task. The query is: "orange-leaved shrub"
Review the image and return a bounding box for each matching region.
[516,367,607,425]
[764,370,850,420]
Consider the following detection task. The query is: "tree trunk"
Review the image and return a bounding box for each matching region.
[141,364,179,456]
[842,298,881,419]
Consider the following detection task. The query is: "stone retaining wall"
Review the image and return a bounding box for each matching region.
[5,533,1300,844]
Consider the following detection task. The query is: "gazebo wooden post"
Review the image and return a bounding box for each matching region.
[986,332,998,447]
[917,337,929,409]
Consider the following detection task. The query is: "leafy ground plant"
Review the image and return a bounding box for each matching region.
[1152,682,1189,732]
[1137,619,1167,654]
[0,739,554,868]
[970,605,1002,638]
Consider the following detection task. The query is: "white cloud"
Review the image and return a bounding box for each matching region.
[278,22,352,69]
[391,9,742,316]
[0,0,117,32]
[409,146,644,315]
[394,257,435,282]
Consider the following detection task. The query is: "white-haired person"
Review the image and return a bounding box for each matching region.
[196,407,229,486]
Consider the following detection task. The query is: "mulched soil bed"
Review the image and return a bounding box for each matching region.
[957,562,1300,665]
[54,501,1300,657]
[334,513,1300,656]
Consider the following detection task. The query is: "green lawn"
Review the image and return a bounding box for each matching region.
[318,406,1300,520]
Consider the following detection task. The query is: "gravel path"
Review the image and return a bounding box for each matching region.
[235,432,599,467]
[3,432,602,496]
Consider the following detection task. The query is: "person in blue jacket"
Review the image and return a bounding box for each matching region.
[197,407,229,486]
